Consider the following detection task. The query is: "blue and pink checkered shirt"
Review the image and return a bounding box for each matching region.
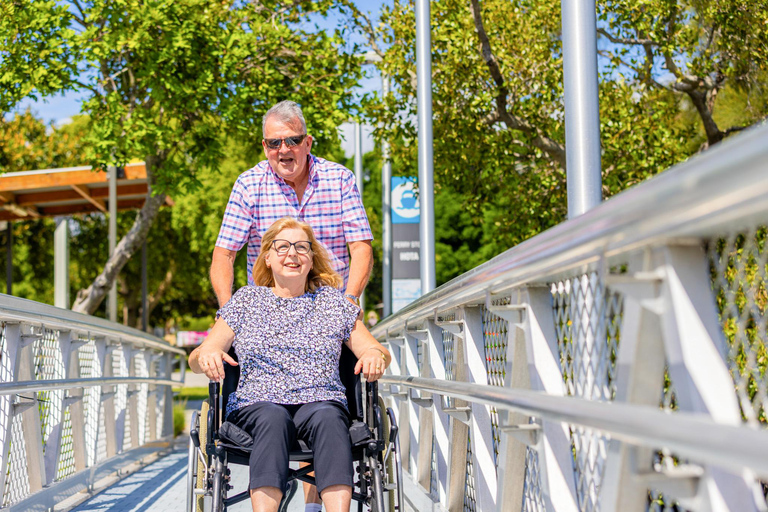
[215,154,373,286]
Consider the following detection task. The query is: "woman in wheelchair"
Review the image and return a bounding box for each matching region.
[189,217,391,512]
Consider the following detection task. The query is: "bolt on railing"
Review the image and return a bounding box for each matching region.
[0,294,185,511]
[372,122,768,512]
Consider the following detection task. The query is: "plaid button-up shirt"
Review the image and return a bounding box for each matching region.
[215,154,373,286]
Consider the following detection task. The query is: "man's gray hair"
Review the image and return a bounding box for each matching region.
[262,101,307,135]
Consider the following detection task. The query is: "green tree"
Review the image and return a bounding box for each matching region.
[349,0,766,269]
[1,0,364,315]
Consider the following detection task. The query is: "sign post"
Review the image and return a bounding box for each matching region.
[391,177,422,313]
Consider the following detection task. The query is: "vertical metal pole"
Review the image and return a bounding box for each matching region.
[416,0,436,294]
[141,239,148,332]
[5,221,11,295]
[562,0,602,218]
[382,77,392,318]
[354,122,366,313]
[54,218,70,309]
[355,122,364,198]
[108,165,118,322]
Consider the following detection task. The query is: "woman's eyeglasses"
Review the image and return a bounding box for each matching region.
[270,239,312,255]
[263,134,307,150]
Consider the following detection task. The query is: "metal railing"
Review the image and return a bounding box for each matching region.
[372,122,768,512]
[0,294,185,511]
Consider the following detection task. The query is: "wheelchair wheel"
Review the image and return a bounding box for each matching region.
[380,399,404,512]
[211,449,227,512]
[187,410,200,512]
[195,399,210,512]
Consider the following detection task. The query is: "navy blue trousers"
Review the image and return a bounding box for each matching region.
[227,401,353,495]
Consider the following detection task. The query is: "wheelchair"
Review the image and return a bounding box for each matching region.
[186,346,404,512]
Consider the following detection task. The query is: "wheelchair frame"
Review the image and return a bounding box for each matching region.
[186,350,403,512]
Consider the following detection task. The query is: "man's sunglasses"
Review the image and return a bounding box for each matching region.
[263,134,307,150]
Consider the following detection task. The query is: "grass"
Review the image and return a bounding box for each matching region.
[173,387,210,401]
[172,387,210,437]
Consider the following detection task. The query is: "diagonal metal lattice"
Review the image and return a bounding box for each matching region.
[708,228,768,427]
[464,431,477,512]
[552,272,624,512]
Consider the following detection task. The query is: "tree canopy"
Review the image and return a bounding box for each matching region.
[1,0,364,314]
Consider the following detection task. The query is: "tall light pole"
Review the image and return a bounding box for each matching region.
[381,77,392,318]
[353,122,366,312]
[562,0,603,217]
[416,0,436,294]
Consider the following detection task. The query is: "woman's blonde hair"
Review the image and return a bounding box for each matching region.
[252,217,343,292]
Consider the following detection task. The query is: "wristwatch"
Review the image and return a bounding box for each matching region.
[344,294,360,306]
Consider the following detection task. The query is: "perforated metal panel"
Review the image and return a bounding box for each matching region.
[481,301,509,470]
[464,432,477,512]
[709,228,768,427]
[522,420,546,512]
[552,273,625,512]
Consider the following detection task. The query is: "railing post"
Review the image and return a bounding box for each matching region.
[404,328,431,489]
[426,319,450,504]
[147,352,159,442]
[161,352,174,438]
[490,298,528,512]
[68,334,88,472]
[446,326,470,512]
[43,330,79,483]
[461,306,497,511]
[18,326,47,492]
[96,337,118,459]
[520,287,579,512]
[658,245,764,511]
[601,263,666,512]
[127,346,140,450]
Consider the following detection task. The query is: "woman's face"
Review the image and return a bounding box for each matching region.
[265,227,313,285]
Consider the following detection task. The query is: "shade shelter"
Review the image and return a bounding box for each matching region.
[0,162,169,328]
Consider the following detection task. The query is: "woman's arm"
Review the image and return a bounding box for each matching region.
[189,318,238,381]
[345,319,391,382]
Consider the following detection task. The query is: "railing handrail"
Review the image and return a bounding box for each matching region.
[372,121,768,336]
[0,293,186,355]
[0,377,180,395]
[381,375,768,480]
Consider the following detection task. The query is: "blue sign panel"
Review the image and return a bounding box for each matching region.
[391,177,419,224]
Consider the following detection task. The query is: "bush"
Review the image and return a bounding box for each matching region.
[173,399,188,437]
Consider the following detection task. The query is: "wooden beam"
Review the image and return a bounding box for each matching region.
[39,198,146,216]
[0,192,14,204]
[90,184,148,199]
[0,163,146,192]
[16,184,148,206]
[1,203,39,219]
[71,185,107,213]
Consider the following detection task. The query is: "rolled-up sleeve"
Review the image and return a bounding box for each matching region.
[215,178,252,251]
[340,172,373,243]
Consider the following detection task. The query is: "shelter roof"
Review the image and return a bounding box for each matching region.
[0,163,171,221]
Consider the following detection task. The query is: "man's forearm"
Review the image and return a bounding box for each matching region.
[346,241,373,298]
[210,248,237,307]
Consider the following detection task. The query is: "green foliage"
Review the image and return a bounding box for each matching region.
[172,399,187,437]
[361,0,768,278]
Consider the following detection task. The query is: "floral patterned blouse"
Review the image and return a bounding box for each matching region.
[218,285,359,418]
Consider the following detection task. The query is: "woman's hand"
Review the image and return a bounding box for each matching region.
[195,345,237,382]
[354,347,389,382]
[188,318,236,381]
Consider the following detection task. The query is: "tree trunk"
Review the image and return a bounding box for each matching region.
[71,156,167,315]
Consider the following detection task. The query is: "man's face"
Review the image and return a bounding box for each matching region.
[262,116,313,184]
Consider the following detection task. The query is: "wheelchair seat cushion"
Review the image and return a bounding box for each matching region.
[220,421,253,448]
